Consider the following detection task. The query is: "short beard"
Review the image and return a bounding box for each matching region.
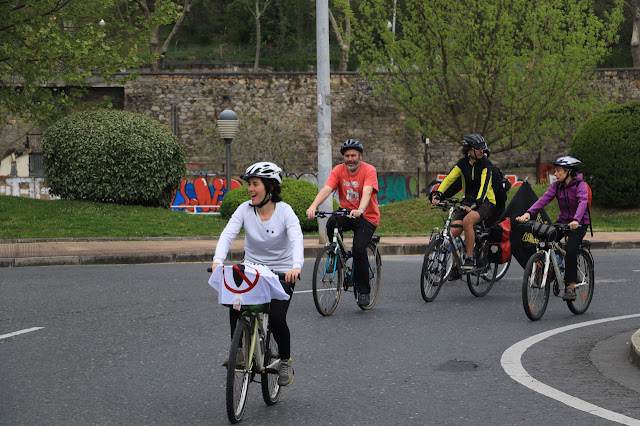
[345,161,360,172]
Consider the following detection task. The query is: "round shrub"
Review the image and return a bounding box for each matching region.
[42,110,186,207]
[571,100,640,208]
[219,178,338,232]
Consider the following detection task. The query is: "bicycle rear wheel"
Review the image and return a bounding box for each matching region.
[358,243,382,310]
[493,256,511,281]
[420,236,449,302]
[566,248,594,315]
[312,246,342,316]
[467,243,497,297]
[261,328,281,406]
[226,318,252,424]
[522,252,550,321]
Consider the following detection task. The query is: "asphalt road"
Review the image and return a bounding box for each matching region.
[1,249,639,425]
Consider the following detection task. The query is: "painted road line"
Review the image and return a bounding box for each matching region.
[0,327,44,340]
[501,314,640,425]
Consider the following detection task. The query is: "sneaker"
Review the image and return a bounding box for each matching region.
[221,348,244,367]
[461,258,474,270]
[357,292,371,307]
[448,269,461,281]
[278,358,294,386]
[562,286,577,301]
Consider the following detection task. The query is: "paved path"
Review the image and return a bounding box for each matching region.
[2,231,639,369]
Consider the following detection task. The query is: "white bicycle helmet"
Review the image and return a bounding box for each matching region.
[240,162,283,183]
[553,156,582,170]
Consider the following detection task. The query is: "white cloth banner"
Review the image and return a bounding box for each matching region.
[208,263,290,306]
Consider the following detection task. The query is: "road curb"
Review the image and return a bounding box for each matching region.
[631,329,640,368]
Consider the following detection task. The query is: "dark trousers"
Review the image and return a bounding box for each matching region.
[229,279,295,360]
[326,215,376,295]
[561,225,587,285]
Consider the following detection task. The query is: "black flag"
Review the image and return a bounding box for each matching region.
[501,181,552,269]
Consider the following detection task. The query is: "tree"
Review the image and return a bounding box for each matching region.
[632,0,640,66]
[329,0,352,71]
[353,0,624,153]
[134,0,193,71]
[0,0,178,152]
[245,0,271,70]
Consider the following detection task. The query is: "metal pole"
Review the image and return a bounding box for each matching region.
[317,0,332,243]
[225,139,232,193]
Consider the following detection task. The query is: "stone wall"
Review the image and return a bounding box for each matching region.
[3,68,639,192]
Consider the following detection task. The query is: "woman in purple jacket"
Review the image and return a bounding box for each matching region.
[516,156,591,301]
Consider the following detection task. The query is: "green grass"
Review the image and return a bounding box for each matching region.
[2,184,639,239]
[0,196,227,239]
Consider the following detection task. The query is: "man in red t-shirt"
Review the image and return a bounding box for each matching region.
[306,139,380,307]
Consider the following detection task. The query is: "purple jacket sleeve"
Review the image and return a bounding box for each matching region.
[527,182,558,215]
[573,181,590,222]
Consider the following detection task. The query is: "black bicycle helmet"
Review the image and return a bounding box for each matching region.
[462,134,488,151]
[552,156,581,171]
[340,139,364,155]
[240,162,283,183]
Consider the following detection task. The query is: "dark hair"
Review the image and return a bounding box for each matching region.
[262,178,282,203]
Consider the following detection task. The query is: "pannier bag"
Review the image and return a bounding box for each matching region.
[488,218,511,264]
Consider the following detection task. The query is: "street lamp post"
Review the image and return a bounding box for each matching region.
[217,109,239,193]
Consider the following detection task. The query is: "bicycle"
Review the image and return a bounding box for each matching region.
[208,267,282,424]
[420,197,501,302]
[519,221,595,321]
[311,211,382,316]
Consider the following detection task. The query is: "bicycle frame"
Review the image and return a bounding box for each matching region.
[531,238,589,293]
[238,310,279,374]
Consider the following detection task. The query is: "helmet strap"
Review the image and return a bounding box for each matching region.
[250,192,272,209]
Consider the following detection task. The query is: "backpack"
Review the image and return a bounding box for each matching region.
[488,164,511,225]
[582,181,593,236]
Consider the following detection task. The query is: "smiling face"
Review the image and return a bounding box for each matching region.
[343,149,362,173]
[247,177,267,203]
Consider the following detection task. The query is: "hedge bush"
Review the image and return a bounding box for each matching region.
[43,110,186,208]
[219,178,338,232]
[571,100,640,208]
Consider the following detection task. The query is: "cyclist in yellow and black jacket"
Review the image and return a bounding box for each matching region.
[430,134,496,270]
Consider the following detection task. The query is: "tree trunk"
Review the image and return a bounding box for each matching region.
[632,0,640,68]
[328,8,350,72]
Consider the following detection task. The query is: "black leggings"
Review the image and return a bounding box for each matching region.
[229,279,295,359]
[560,225,587,284]
[326,215,376,295]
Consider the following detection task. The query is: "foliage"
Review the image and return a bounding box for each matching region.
[218,178,337,232]
[571,100,640,208]
[0,1,177,130]
[0,195,228,239]
[353,0,624,154]
[198,106,306,172]
[42,110,186,207]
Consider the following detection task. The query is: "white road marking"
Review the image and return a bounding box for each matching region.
[0,327,44,340]
[501,314,640,425]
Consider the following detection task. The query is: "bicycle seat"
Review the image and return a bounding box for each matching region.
[370,235,380,244]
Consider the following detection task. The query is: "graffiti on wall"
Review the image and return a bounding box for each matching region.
[0,177,59,200]
[377,173,419,205]
[171,177,242,213]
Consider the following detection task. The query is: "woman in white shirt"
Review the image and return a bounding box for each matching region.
[212,162,303,387]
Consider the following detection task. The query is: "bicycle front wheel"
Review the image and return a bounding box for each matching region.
[566,248,595,315]
[312,246,343,316]
[420,236,449,302]
[261,328,281,406]
[358,243,382,310]
[522,252,551,321]
[467,244,497,297]
[226,318,252,424]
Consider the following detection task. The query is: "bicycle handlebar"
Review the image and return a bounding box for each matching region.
[314,210,350,218]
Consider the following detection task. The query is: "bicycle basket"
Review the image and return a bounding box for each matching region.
[531,222,557,241]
